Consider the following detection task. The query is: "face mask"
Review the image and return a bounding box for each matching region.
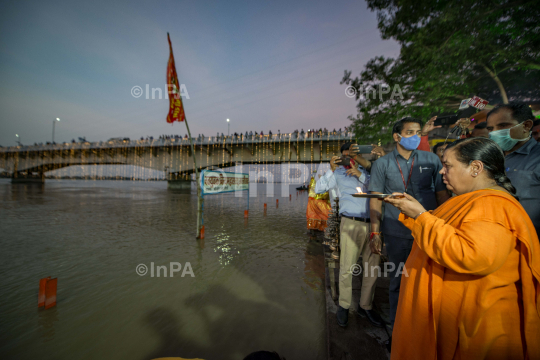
[398,134,421,151]
[489,123,529,151]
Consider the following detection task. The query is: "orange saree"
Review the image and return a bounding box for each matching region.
[306,177,331,231]
[392,189,540,360]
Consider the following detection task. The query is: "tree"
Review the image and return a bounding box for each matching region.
[342,0,540,143]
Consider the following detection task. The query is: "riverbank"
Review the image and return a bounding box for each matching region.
[320,234,391,360]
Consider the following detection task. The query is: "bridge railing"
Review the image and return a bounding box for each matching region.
[0,132,355,153]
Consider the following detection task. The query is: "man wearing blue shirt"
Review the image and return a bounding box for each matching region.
[316,142,384,328]
[368,118,450,331]
[486,102,540,235]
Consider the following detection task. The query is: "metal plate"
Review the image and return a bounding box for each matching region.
[351,193,404,198]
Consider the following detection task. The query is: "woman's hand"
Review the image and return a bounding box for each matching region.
[384,193,426,219]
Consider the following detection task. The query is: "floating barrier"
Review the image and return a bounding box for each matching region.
[199,225,205,239]
[38,277,50,308]
[38,277,57,309]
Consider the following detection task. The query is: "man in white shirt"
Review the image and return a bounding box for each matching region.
[316,142,383,328]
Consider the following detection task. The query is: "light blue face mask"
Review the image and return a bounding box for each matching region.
[489,123,530,151]
[398,134,421,151]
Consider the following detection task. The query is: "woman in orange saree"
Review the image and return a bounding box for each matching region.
[383,137,540,360]
[306,176,331,231]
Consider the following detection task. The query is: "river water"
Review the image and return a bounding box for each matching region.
[0,179,325,360]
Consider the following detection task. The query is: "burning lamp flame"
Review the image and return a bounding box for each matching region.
[356,187,363,194]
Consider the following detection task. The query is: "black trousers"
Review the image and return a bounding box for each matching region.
[384,234,414,328]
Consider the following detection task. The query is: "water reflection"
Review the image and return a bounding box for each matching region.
[214,231,236,266]
[8,183,45,202]
[197,238,205,250]
[302,242,325,292]
[143,307,206,360]
[38,306,59,343]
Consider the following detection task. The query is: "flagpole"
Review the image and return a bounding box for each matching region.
[167,32,203,238]
[184,115,203,238]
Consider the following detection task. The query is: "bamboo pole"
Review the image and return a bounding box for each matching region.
[183,116,203,238]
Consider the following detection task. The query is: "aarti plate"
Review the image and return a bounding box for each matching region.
[351,193,405,199]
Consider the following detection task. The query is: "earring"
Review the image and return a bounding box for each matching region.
[474,173,478,176]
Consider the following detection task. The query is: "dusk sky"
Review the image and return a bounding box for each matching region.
[0,0,399,146]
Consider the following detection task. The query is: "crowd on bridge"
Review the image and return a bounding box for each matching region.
[1,127,355,151]
[307,102,540,358]
[153,126,353,143]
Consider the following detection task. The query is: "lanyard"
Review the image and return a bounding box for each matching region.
[395,156,415,192]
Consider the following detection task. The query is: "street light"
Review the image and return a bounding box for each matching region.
[16,134,21,146]
[227,118,230,136]
[52,118,60,143]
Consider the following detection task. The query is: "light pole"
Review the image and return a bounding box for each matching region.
[52,118,60,143]
[227,118,230,136]
[16,134,21,146]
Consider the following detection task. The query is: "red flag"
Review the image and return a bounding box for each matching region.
[166,33,185,123]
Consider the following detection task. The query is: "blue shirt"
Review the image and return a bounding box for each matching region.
[369,148,446,239]
[505,138,540,235]
[314,165,370,218]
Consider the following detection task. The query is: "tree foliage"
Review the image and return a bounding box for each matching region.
[342,0,540,143]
